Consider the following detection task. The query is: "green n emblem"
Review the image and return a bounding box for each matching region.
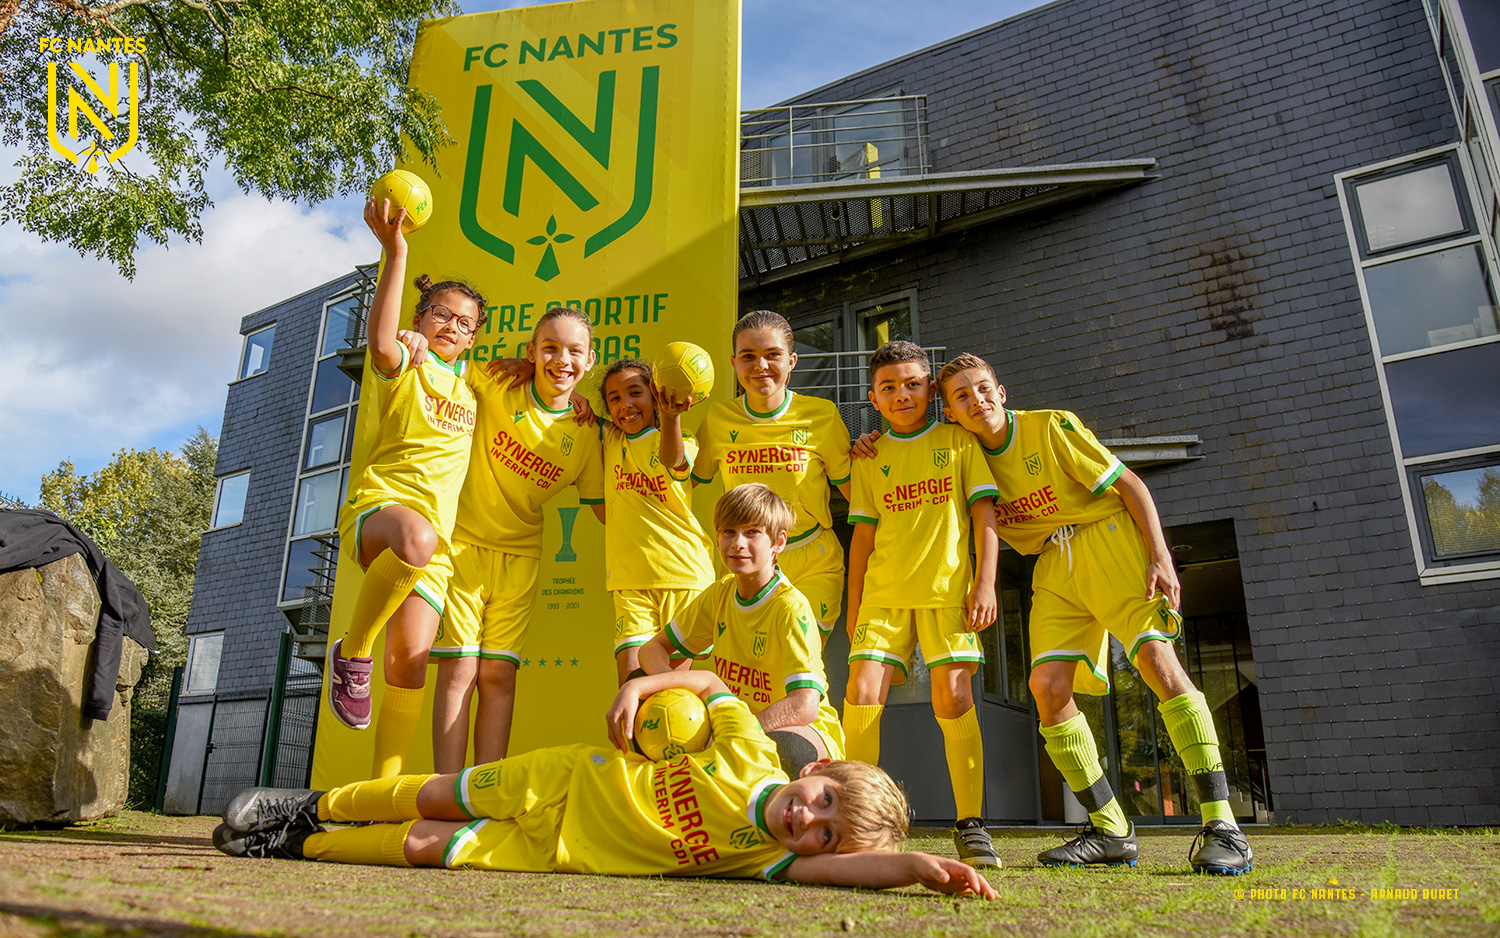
[752,632,768,657]
[933,449,951,469]
[729,825,765,849]
[459,67,660,281]
[1024,453,1041,476]
[561,434,575,456]
[792,428,809,445]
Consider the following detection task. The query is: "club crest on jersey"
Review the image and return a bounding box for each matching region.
[729,825,766,849]
[561,434,575,456]
[752,632,767,657]
[852,624,868,644]
[792,428,809,445]
[469,765,500,789]
[1025,453,1042,476]
[933,449,951,469]
[649,452,659,468]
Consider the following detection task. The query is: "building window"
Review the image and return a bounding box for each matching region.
[1338,148,1500,581]
[281,290,365,607]
[210,471,250,528]
[238,325,275,380]
[183,632,223,695]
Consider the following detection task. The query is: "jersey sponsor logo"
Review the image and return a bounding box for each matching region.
[490,428,568,488]
[996,484,1059,524]
[422,395,478,435]
[651,758,723,867]
[715,656,773,703]
[723,444,811,476]
[1024,453,1041,476]
[791,428,809,445]
[613,462,671,503]
[882,475,954,512]
[729,825,766,849]
[932,449,951,469]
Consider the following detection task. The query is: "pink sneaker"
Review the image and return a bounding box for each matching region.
[327,639,373,729]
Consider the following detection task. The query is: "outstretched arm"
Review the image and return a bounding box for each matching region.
[363,199,410,377]
[784,851,998,898]
[1113,467,1179,609]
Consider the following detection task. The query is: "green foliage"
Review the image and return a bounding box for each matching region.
[0,0,456,277]
[39,428,217,808]
[1422,468,1500,557]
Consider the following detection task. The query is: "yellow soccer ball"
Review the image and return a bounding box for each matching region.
[369,169,433,234]
[653,341,714,402]
[633,687,711,761]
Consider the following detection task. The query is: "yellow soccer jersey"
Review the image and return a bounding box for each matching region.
[555,693,796,880]
[984,409,1126,556]
[604,425,715,591]
[691,392,852,540]
[665,572,844,753]
[454,377,605,556]
[343,345,477,542]
[848,418,999,609]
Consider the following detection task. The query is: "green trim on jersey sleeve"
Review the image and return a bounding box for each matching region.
[371,341,409,381]
[578,496,605,505]
[784,676,826,698]
[690,471,716,485]
[706,691,739,708]
[1090,459,1125,497]
[665,621,700,659]
[828,473,851,486]
[848,511,879,525]
[966,484,999,506]
[455,769,478,820]
[764,851,798,882]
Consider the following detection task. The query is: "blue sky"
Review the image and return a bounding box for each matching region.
[0,1,1038,504]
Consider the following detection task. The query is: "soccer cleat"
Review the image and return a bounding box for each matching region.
[328,638,374,729]
[1190,819,1253,875]
[1037,821,1139,868]
[953,818,1002,869]
[212,821,316,860]
[223,786,325,833]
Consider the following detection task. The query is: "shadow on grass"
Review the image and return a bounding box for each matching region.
[0,829,209,849]
[1,901,262,938]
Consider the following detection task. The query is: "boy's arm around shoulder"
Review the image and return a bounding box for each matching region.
[783,851,998,898]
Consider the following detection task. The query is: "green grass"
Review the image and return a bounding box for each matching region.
[0,815,1496,937]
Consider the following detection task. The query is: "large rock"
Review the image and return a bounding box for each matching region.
[0,554,146,823]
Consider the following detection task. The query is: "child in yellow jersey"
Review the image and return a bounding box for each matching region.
[428,307,606,773]
[328,199,486,781]
[213,671,997,899]
[844,341,1001,870]
[691,311,853,638]
[936,352,1252,875]
[599,358,715,684]
[638,484,845,777]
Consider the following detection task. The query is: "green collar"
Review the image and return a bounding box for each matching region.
[983,410,1017,456]
[741,391,793,421]
[530,380,574,416]
[734,568,785,608]
[887,414,937,441]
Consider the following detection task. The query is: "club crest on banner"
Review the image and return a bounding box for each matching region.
[44,57,142,173]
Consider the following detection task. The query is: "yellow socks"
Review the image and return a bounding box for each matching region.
[318,774,433,824]
[344,549,423,658]
[302,820,415,867]
[936,708,984,820]
[1040,712,1129,836]
[1159,690,1238,828]
[842,702,884,765]
[372,685,426,778]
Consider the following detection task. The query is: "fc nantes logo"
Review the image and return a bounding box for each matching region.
[461,66,660,282]
[729,825,766,849]
[1024,453,1042,476]
[752,632,768,658]
[45,56,142,173]
[933,449,952,469]
[792,428,810,446]
[561,433,575,456]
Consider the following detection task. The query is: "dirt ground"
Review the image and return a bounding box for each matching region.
[2,813,1498,938]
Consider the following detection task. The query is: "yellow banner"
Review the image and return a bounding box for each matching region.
[314,0,740,787]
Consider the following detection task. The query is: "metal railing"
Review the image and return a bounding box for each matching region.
[741,96,931,188]
[287,535,339,663]
[788,347,947,437]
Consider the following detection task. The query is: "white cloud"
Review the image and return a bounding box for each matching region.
[0,193,369,502]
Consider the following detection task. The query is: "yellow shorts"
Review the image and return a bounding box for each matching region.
[430,541,540,663]
[611,587,703,656]
[778,526,845,634]
[443,745,588,871]
[1029,510,1184,696]
[847,606,984,686]
[339,499,453,615]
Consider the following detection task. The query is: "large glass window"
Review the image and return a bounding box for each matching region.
[1340,149,1500,578]
[238,325,274,379]
[183,632,223,695]
[1416,457,1500,558]
[210,471,250,528]
[304,413,346,469]
[309,357,355,414]
[292,469,341,536]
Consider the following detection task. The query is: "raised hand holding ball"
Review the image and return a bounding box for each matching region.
[633,687,711,760]
[653,341,714,404]
[369,170,433,234]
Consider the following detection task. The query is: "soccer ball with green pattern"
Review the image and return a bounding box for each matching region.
[369,169,433,234]
[653,341,715,402]
[633,688,711,760]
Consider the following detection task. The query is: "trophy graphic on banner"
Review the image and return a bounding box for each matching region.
[555,506,580,563]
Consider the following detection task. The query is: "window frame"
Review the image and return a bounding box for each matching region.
[1409,452,1500,563]
[235,323,276,382]
[182,632,224,697]
[207,470,251,530]
[1336,143,1500,583]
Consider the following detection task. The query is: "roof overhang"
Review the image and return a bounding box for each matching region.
[738,160,1157,289]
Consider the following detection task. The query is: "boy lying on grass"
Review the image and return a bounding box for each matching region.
[214,670,997,898]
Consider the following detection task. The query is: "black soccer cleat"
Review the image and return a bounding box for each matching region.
[1037,821,1139,868]
[953,817,1002,869]
[1190,819,1254,875]
[223,786,325,833]
[212,821,316,860]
